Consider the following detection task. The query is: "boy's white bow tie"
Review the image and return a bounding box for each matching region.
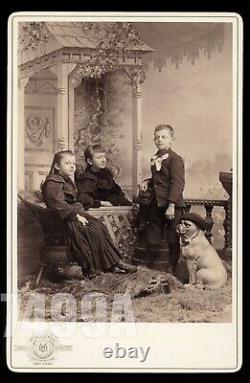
[151,153,169,171]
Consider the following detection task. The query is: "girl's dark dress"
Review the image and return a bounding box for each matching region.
[76,166,132,210]
[42,173,121,272]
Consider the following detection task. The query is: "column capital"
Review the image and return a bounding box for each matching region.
[18,77,29,90]
[51,62,77,76]
[54,62,77,90]
[71,64,89,88]
[124,66,146,92]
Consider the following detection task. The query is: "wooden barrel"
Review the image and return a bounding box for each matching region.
[41,245,73,267]
[133,239,170,270]
[39,245,76,283]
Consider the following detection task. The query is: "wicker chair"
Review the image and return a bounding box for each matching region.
[18,193,74,285]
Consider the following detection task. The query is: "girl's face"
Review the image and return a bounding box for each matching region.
[87,152,107,169]
[55,154,76,177]
[154,128,173,151]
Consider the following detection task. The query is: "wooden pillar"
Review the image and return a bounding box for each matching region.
[184,204,192,213]
[132,79,143,196]
[204,204,214,243]
[68,73,75,151]
[54,63,76,151]
[68,64,82,151]
[223,203,231,250]
[18,77,29,191]
[125,67,146,196]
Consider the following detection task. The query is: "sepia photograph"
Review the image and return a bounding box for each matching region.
[7,12,242,372]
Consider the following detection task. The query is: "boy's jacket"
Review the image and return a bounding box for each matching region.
[148,148,185,208]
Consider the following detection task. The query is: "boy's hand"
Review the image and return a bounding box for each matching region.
[140,180,149,192]
[76,214,88,226]
[101,201,113,207]
[165,204,175,220]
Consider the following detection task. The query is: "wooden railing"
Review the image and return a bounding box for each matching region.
[18,195,232,252]
[88,198,232,252]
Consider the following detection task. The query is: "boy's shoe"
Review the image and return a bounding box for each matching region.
[110,266,127,274]
[117,260,138,273]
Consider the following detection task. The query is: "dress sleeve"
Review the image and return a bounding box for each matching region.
[168,156,185,204]
[43,180,85,220]
[77,179,101,209]
[110,181,132,206]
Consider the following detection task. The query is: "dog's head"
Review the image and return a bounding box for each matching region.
[177,213,207,241]
[177,219,200,240]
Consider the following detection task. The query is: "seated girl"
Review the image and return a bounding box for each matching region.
[76,144,132,210]
[41,150,137,279]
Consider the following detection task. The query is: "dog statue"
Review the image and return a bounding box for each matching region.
[176,212,227,290]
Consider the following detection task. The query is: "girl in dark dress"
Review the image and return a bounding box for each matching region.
[76,145,132,210]
[41,150,137,278]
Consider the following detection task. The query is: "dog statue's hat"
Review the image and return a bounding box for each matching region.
[180,212,207,231]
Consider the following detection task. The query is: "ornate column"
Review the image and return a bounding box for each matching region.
[68,64,85,151]
[125,67,146,195]
[54,63,76,151]
[18,77,29,190]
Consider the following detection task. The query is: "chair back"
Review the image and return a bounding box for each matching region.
[18,193,66,241]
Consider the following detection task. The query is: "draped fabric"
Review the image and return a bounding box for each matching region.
[133,22,225,70]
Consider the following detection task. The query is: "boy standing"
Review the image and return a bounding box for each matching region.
[137,124,185,273]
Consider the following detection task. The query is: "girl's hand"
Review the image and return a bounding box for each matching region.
[76,214,88,226]
[100,201,113,207]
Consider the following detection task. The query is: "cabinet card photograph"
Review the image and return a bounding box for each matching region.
[7,12,242,372]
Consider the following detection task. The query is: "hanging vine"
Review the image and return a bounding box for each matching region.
[19,22,49,51]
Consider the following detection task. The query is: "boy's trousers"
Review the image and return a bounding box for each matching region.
[137,199,184,270]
